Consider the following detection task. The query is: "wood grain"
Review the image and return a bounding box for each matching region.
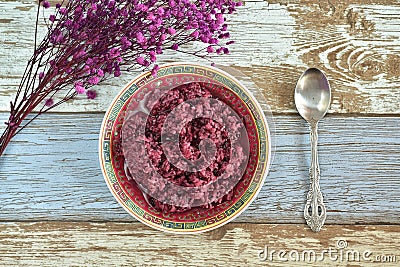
[0,222,398,266]
[0,0,399,114]
[0,113,399,224]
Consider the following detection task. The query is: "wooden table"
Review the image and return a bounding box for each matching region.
[1,0,399,266]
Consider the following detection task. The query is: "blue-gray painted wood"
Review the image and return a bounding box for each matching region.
[0,113,399,223]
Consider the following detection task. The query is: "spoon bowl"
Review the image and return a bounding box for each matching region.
[295,68,331,122]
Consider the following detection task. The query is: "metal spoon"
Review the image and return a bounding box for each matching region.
[294,68,331,232]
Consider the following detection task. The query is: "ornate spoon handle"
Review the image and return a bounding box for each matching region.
[304,121,326,232]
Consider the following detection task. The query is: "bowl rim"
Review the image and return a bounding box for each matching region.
[98,62,271,234]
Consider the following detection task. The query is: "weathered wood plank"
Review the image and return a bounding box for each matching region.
[0,222,399,266]
[0,113,399,223]
[0,1,399,114]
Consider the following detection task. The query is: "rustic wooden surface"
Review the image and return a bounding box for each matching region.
[0,0,399,266]
[0,113,399,224]
[0,222,399,266]
[1,0,400,114]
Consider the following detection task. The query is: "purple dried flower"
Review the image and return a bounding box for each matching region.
[121,37,132,49]
[216,13,224,24]
[0,0,240,156]
[45,98,54,107]
[209,38,219,44]
[151,64,160,77]
[88,76,100,85]
[86,90,97,99]
[149,51,157,62]
[172,43,179,50]
[191,31,199,38]
[157,7,165,16]
[147,13,156,21]
[42,1,50,9]
[74,82,85,94]
[97,69,104,77]
[136,32,146,44]
[114,65,121,77]
[114,70,121,77]
[168,27,176,35]
[136,56,145,66]
[169,0,176,7]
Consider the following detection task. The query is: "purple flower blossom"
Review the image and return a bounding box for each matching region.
[86,90,97,99]
[45,98,54,107]
[38,72,45,80]
[114,69,121,77]
[109,48,120,58]
[216,13,224,25]
[136,56,145,66]
[172,43,179,50]
[157,7,165,16]
[121,36,132,50]
[73,49,86,59]
[169,0,176,7]
[191,31,199,38]
[207,46,214,53]
[97,69,104,77]
[151,64,160,77]
[168,27,176,35]
[74,82,85,94]
[136,32,146,44]
[114,65,121,77]
[147,13,156,21]
[209,38,219,44]
[42,1,50,9]
[149,51,157,62]
[88,76,100,85]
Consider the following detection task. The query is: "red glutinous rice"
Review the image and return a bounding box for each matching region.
[123,82,248,213]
